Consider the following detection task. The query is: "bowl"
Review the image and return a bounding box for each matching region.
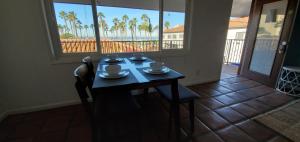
[105,64,121,75]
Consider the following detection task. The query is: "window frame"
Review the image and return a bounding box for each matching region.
[42,0,191,60]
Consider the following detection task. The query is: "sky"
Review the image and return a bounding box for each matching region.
[54,3,185,38]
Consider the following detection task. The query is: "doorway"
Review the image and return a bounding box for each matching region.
[239,0,298,87]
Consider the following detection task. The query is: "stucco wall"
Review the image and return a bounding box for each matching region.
[0,0,232,119]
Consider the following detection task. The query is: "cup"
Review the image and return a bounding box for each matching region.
[134,53,144,60]
[150,62,164,71]
[105,64,121,75]
[107,54,118,61]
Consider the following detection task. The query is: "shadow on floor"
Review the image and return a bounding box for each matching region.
[0,76,298,142]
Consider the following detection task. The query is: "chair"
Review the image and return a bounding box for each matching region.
[155,84,199,135]
[82,56,95,80]
[74,64,94,116]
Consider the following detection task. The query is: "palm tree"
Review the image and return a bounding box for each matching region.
[129,18,137,41]
[84,25,89,38]
[67,11,78,37]
[122,15,129,38]
[90,24,94,34]
[76,20,83,38]
[148,19,153,40]
[138,24,143,39]
[119,21,126,39]
[141,14,150,38]
[97,12,105,36]
[110,26,116,38]
[164,21,170,29]
[102,21,109,37]
[112,18,120,38]
[57,24,64,34]
[59,11,69,32]
[63,25,69,33]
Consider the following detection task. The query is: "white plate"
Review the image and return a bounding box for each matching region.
[99,70,129,79]
[143,67,170,75]
[129,57,147,61]
[104,58,123,63]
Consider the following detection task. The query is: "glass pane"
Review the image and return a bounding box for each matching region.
[96,0,160,53]
[53,1,97,53]
[249,0,288,75]
[163,0,185,49]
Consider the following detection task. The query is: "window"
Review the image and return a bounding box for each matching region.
[179,34,183,38]
[45,0,187,55]
[163,0,185,49]
[52,2,96,53]
[235,32,246,39]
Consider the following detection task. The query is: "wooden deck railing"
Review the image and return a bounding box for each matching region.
[60,39,183,53]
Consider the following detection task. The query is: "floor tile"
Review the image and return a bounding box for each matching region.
[194,101,210,115]
[214,95,238,105]
[236,120,277,141]
[181,118,210,135]
[192,132,224,142]
[268,136,293,142]
[215,107,246,123]
[197,111,230,130]
[66,125,91,142]
[230,103,260,117]
[243,100,272,113]
[216,125,257,142]
[203,84,233,94]
[221,77,249,84]
[221,80,261,91]
[5,137,33,142]
[198,98,225,110]
[34,131,66,142]
[256,94,294,107]
[225,92,250,102]
[8,120,44,139]
[42,116,71,133]
[198,88,223,97]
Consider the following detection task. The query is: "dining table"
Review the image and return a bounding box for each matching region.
[92,57,185,142]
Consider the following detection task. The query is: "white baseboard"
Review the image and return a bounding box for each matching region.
[0,100,81,123]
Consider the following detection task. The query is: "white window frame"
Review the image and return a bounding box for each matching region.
[41,0,191,61]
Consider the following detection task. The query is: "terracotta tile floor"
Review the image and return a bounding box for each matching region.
[0,76,298,142]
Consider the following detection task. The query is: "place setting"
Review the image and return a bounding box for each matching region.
[129,53,148,62]
[103,54,124,64]
[142,62,170,75]
[98,64,130,79]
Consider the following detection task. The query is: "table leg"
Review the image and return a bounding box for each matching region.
[171,80,180,142]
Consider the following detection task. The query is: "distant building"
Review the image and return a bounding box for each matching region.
[226,17,249,39]
[163,25,184,49]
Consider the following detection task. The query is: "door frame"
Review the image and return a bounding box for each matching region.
[239,0,299,87]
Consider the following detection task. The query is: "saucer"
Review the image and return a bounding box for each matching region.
[104,58,123,63]
[129,57,147,61]
[99,70,129,79]
[143,67,170,75]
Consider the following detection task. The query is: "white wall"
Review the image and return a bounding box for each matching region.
[0,0,232,119]
[226,28,247,39]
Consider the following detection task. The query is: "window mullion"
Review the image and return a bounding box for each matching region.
[159,0,164,51]
[91,0,101,54]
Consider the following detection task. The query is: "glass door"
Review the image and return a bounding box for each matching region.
[240,0,298,87]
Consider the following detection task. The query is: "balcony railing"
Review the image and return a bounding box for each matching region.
[223,39,245,64]
[60,39,183,53]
